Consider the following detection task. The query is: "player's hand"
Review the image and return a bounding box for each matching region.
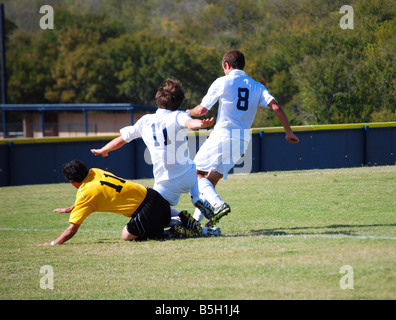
[53,205,74,214]
[91,149,108,157]
[286,132,299,144]
[201,117,215,128]
[37,242,52,246]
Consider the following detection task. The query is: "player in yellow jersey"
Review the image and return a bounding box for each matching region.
[38,160,176,246]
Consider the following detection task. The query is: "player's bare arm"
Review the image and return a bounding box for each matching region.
[268,100,300,144]
[91,135,126,157]
[53,204,75,214]
[187,105,209,117]
[37,223,80,246]
[185,117,215,130]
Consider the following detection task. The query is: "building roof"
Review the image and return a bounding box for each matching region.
[0,103,157,112]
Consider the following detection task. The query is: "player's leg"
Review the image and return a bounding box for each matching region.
[198,170,231,227]
[207,202,231,227]
[177,210,202,236]
[198,170,223,207]
[193,132,231,225]
[171,208,180,217]
[193,171,206,222]
[153,180,180,206]
[155,174,203,235]
[193,170,222,222]
[189,178,214,221]
[125,188,172,240]
[168,207,203,238]
[121,226,139,241]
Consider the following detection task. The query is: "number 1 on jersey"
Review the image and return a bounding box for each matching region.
[151,123,171,146]
[100,173,126,193]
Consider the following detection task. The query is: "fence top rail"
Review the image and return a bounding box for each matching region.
[187,122,396,136]
[1,122,395,144]
[0,103,156,112]
[251,121,396,133]
[0,135,119,144]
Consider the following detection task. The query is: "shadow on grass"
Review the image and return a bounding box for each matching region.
[91,223,396,243]
[225,223,396,238]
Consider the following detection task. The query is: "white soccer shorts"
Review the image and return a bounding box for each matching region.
[153,166,198,206]
[194,128,251,179]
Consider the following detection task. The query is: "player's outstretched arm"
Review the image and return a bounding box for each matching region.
[187,105,209,117]
[38,223,80,246]
[185,117,215,130]
[53,205,75,214]
[268,100,299,144]
[91,135,126,157]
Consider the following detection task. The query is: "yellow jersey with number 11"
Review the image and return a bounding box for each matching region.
[69,168,147,225]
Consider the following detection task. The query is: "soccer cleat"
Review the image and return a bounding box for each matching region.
[170,225,198,238]
[194,198,215,220]
[178,211,202,236]
[205,202,231,228]
[202,227,222,237]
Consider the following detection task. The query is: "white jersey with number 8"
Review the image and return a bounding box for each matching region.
[201,69,274,130]
[195,69,275,178]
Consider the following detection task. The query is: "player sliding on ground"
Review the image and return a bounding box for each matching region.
[37,160,204,246]
[91,79,215,237]
[187,49,300,227]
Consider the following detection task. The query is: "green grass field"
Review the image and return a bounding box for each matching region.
[1,166,395,300]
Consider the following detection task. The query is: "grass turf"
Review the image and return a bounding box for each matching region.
[0,166,395,300]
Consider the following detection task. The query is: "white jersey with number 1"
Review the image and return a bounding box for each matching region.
[120,108,197,205]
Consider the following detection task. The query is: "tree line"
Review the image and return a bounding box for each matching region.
[2,0,395,126]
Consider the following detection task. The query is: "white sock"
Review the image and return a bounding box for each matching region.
[167,216,181,227]
[189,179,200,205]
[193,207,204,222]
[198,178,224,209]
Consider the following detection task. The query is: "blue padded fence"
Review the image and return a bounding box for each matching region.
[0,123,395,187]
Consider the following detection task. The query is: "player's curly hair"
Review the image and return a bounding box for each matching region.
[62,160,89,183]
[155,79,185,111]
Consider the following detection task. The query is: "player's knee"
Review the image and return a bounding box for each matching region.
[121,226,138,241]
[206,171,223,186]
[196,170,207,179]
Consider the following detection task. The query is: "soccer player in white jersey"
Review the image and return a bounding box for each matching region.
[187,49,299,227]
[91,79,215,234]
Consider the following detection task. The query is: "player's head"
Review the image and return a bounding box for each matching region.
[155,79,185,111]
[62,160,89,183]
[222,49,245,70]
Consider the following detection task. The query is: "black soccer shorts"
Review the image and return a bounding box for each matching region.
[126,187,171,239]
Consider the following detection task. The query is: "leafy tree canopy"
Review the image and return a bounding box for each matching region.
[2,0,395,125]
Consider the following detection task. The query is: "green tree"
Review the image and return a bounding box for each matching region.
[3,0,395,125]
[101,33,220,106]
[7,32,54,103]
